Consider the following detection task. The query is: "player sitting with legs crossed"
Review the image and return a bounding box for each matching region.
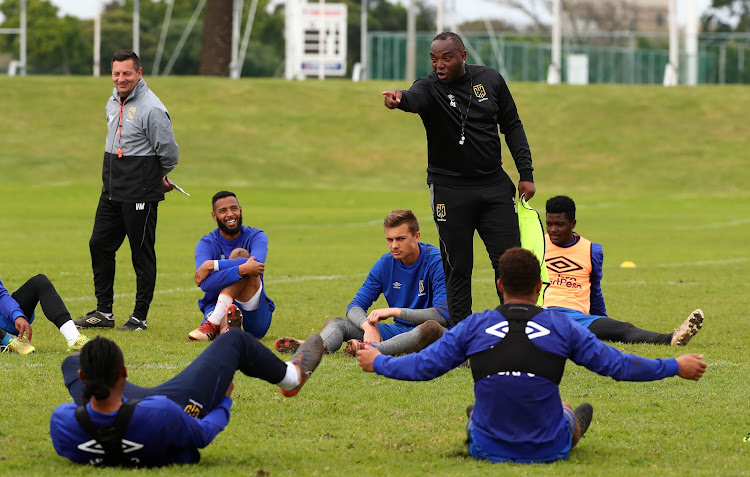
[189,191,275,341]
[51,330,324,467]
[275,209,449,357]
[357,247,707,464]
[544,195,703,345]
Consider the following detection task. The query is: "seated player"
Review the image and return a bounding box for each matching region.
[357,247,707,464]
[1,274,89,354]
[544,195,703,345]
[51,330,324,467]
[275,209,449,357]
[189,191,275,341]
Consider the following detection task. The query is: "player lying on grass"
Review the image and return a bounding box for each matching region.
[189,190,276,341]
[544,195,703,345]
[357,247,707,464]
[0,274,89,355]
[51,330,324,467]
[275,209,449,357]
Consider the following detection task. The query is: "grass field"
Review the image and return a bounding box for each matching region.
[0,76,748,476]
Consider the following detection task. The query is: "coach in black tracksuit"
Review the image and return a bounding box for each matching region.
[75,50,179,332]
[383,32,535,326]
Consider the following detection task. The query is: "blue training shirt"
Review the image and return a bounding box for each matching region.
[194,226,275,313]
[347,242,448,326]
[373,307,679,462]
[50,396,231,467]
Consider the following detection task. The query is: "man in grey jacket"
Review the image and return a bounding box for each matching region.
[75,49,179,332]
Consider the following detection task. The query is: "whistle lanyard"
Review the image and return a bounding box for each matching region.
[117,97,126,158]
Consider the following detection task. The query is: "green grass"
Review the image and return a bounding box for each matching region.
[0,76,748,476]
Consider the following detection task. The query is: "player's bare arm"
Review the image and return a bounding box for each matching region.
[238,257,265,277]
[195,260,214,286]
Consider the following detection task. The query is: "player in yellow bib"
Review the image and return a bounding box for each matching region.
[544,196,703,346]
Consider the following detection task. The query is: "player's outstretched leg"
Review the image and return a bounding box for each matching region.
[281,334,324,397]
[671,309,704,346]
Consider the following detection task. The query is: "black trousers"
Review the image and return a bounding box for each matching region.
[89,197,158,320]
[430,176,520,326]
[61,329,287,417]
[0,274,70,336]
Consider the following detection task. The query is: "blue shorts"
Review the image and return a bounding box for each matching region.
[466,413,573,464]
[548,306,606,329]
[202,288,273,339]
[377,321,416,341]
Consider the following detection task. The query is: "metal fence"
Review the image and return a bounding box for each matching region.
[368,31,750,85]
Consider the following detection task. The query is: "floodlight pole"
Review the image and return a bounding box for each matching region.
[685,0,698,85]
[406,0,416,82]
[19,0,26,75]
[94,0,101,77]
[547,0,561,84]
[360,0,368,80]
[436,0,444,33]
[230,0,242,78]
[664,0,678,86]
[133,0,140,55]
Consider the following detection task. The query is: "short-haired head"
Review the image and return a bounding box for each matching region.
[384,209,419,234]
[79,337,125,402]
[433,32,465,52]
[212,190,238,210]
[112,49,140,71]
[497,247,541,297]
[546,195,576,222]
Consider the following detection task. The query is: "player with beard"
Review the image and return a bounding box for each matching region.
[188,191,275,341]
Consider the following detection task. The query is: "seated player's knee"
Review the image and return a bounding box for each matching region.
[29,273,53,291]
[321,316,346,331]
[229,248,250,259]
[415,320,446,350]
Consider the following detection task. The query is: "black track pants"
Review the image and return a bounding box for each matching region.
[588,317,672,345]
[89,196,158,320]
[430,176,520,326]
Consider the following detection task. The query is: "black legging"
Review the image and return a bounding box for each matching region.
[588,317,672,345]
[3,274,72,337]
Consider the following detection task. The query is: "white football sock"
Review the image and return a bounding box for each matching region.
[207,293,233,325]
[276,362,301,391]
[60,321,80,345]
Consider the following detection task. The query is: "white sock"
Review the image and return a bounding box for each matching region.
[207,293,233,325]
[60,321,80,345]
[276,362,301,391]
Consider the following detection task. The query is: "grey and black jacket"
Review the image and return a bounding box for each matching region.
[102,78,179,202]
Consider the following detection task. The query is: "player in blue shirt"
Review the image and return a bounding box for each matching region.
[544,195,703,345]
[189,191,276,341]
[357,248,707,464]
[51,330,324,467]
[0,274,89,354]
[275,209,449,357]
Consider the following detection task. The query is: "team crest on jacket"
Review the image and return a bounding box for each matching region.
[418,279,425,296]
[127,106,137,120]
[436,204,446,221]
[473,84,486,98]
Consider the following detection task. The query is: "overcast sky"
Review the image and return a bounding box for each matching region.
[46,0,713,27]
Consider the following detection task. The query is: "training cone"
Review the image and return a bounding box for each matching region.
[620,261,637,268]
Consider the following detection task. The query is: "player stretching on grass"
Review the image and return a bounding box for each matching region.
[275,209,449,357]
[51,331,324,467]
[544,195,703,345]
[0,274,89,354]
[189,191,275,341]
[357,247,707,464]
